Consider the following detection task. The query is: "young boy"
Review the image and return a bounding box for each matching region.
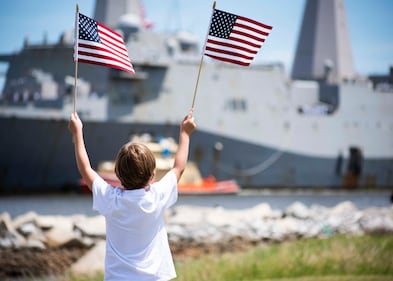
[68,110,196,281]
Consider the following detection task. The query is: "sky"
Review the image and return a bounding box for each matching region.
[0,0,392,90]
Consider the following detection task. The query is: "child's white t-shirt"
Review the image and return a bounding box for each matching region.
[92,170,178,281]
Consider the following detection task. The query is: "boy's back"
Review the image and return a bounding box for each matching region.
[93,171,178,280]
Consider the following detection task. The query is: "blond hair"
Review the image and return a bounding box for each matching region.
[114,142,156,190]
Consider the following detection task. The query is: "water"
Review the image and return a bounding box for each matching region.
[180,190,392,210]
[1,189,391,218]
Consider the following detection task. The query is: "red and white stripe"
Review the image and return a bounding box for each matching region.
[205,13,272,66]
[75,15,135,74]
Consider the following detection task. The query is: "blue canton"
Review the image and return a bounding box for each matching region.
[79,13,101,43]
[209,9,237,39]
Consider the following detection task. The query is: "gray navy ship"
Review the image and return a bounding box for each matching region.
[0,0,392,192]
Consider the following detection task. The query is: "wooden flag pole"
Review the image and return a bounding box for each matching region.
[73,4,79,113]
[191,56,204,110]
[73,59,79,113]
[191,1,216,110]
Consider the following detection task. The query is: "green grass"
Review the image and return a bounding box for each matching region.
[58,234,393,281]
[174,235,393,281]
[260,277,393,281]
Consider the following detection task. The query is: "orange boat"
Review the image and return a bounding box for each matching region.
[177,175,240,195]
[93,169,240,195]
[81,135,240,195]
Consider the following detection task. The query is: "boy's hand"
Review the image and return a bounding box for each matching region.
[68,112,83,136]
[68,112,98,190]
[181,110,196,135]
[172,110,196,182]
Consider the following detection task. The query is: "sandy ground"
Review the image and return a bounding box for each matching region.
[0,238,257,279]
[0,247,87,279]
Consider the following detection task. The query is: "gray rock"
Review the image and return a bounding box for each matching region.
[70,240,106,276]
[18,222,39,237]
[170,206,207,225]
[0,212,14,235]
[0,212,27,248]
[1,200,393,258]
[286,201,310,219]
[25,238,46,250]
[326,201,363,235]
[74,216,106,238]
[360,207,393,234]
[12,211,39,230]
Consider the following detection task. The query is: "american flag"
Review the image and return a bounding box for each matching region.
[74,13,135,74]
[204,9,273,66]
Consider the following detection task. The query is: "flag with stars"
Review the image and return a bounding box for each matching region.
[204,9,272,66]
[74,13,135,74]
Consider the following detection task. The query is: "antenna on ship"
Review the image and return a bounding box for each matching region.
[191,1,216,110]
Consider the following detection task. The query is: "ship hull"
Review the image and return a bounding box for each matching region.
[1,117,392,193]
[1,0,393,193]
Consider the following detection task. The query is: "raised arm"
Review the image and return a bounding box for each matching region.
[68,113,98,190]
[172,110,197,182]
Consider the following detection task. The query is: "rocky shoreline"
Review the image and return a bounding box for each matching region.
[1,201,392,279]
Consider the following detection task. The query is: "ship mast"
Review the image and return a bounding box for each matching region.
[291,0,355,82]
[94,0,146,29]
